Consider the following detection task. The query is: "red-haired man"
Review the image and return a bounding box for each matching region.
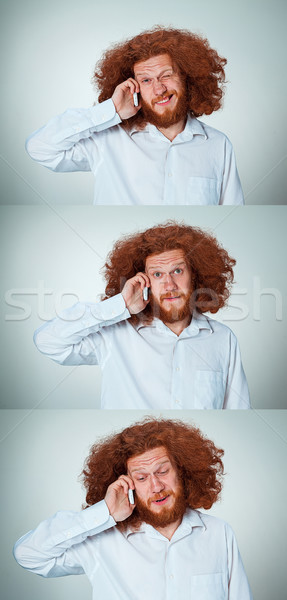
[26,27,244,205]
[14,418,253,599]
[33,222,250,409]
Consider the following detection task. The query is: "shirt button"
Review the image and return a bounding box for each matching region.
[66,531,71,538]
[169,574,174,579]
[175,398,180,404]
[168,172,172,177]
[176,367,180,372]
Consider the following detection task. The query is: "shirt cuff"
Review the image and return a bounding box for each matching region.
[88,99,122,131]
[81,499,116,531]
[84,293,130,324]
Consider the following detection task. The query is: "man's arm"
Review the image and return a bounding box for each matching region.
[223,332,250,409]
[13,476,135,578]
[220,138,244,205]
[26,79,140,173]
[34,294,130,366]
[13,501,115,577]
[34,274,150,366]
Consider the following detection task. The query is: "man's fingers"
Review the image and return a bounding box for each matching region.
[112,77,141,120]
[126,78,140,94]
[118,474,135,490]
[107,476,133,503]
[120,78,139,96]
[105,475,136,522]
[121,272,151,314]
[144,273,151,288]
[132,272,150,289]
[114,476,136,506]
[113,479,129,496]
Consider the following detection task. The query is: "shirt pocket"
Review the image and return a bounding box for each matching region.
[190,572,226,599]
[186,177,220,205]
[194,371,225,409]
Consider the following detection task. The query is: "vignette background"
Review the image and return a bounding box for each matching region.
[0,0,286,205]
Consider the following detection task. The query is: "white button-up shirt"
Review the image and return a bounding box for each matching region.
[34,294,250,409]
[14,500,253,599]
[26,99,244,205]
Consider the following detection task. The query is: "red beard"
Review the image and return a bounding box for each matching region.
[140,89,188,129]
[150,290,192,324]
[135,484,187,528]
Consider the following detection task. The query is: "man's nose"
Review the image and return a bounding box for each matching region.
[163,274,177,289]
[153,79,167,95]
[150,474,165,493]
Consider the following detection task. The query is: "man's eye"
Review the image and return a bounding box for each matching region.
[153,272,162,278]
[142,79,151,84]
[174,268,182,274]
[158,470,168,475]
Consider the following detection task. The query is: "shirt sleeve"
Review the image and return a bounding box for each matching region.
[13,500,116,578]
[226,524,253,599]
[223,332,250,409]
[25,99,122,172]
[33,294,131,366]
[219,138,244,205]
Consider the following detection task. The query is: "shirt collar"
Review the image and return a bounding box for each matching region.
[135,309,213,337]
[123,509,205,540]
[180,114,207,141]
[184,309,213,336]
[129,114,207,142]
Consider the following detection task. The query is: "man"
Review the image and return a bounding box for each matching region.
[26,27,243,205]
[34,221,250,409]
[14,418,253,599]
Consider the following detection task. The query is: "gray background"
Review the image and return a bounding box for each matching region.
[1,4,286,600]
[0,0,286,206]
[1,409,287,600]
[1,205,286,409]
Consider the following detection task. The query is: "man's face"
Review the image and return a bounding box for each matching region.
[145,249,193,323]
[133,54,187,128]
[127,446,186,527]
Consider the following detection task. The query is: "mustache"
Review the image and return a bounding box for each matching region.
[159,292,186,300]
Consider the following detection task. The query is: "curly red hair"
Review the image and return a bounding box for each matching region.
[93,26,227,126]
[102,221,235,321]
[82,417,224,529]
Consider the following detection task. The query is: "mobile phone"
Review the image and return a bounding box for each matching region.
[133,92,139,107]
[128,488,134,504]
[143,286,149,301]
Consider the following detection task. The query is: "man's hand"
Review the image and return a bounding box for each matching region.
[112,78,141,120]
[104,475,136,522]
[121,272,150,314]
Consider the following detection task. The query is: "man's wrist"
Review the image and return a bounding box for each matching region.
[104,499,116,521]
[111,97,121,119]
[120,292,131,315]
[89,98,122,129]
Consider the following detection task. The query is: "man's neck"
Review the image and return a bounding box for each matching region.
[163,313,191,336]
[157,117,186,142]
[154,517,182,541]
